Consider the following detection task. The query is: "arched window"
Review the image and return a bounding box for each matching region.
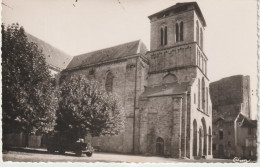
[180,22,184,41]
[193,119,198,156]
[164,26,167,45]
[196,21,199,44]
[156,137,164,155]
[202,78,205,111]
[206,88,209,114]
[219,130,223,140]
[105,71,113,93]
[163,73,177,84]
[176,23,179,42]
[198,79,200,109]
[201,118,207,156]
[160,28,164,46]
[199,128,203,156]
[200,28,203,50]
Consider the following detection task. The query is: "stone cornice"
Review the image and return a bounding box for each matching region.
[148,65,209,81]
[63,53,147,73]
[147,42,208,61]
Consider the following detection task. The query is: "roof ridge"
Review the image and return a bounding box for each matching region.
[74,39,141,58]
[26,32,71,57]
[66,39,146,70]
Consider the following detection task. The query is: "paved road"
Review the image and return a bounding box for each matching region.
[2,148,235,163]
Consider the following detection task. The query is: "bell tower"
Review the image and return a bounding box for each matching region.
[136,2,212,159]
[147,2,208,78]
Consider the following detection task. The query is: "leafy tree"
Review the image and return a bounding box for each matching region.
[55,74,125,141]
[2,23,57,144]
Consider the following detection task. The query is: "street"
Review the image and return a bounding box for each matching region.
[2,147,235,163]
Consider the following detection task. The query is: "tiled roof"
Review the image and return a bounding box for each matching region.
[66,40,147,70]
[141,82,189,98]
[237,113,257,128]
[26,33,72,71]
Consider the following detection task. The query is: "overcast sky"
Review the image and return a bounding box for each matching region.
[2,0,258,119]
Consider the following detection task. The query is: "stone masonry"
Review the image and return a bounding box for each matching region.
[61,2,213,159]
[209,75,256,159]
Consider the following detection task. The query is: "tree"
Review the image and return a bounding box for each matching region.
[2,23,57,144]
[55,74,125,141]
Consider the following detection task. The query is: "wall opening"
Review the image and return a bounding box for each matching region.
[208,127,211,155]
[202,78,205,111]
[193,119,198,156]
[176,23,179,42]
[180,22,184,41]
[156,137,164,156]
[160,27,164,45]
[202,117,207,156]
[105,71,113,93]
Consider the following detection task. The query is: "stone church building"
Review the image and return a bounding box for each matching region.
[62,2,212,159]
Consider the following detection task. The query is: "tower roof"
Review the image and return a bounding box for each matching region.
[148,2,206,27]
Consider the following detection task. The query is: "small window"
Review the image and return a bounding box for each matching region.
[196,20,199,44]
[105,71,113,93]
[200,28,203,50]
[219,120,223,126]
[198,78,200,108]
[219,130,223,140]
[248,128,252,135]
[180,22,184,41]
[160,28,164,45]
[213,144,216,150]
[164,26,167,45]
[176,23,179,42]
[194,93,196,104]
[228,141,231,147]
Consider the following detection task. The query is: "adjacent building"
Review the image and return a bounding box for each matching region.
[62,2,213,159]
[26,33,72,76]
[210,75,257,160]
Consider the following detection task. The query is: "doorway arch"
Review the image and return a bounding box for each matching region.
[156,137,164,156]
[193,119,198,156]
[201,117,207,156]
[199,128,203,157]
[208,126,212,155]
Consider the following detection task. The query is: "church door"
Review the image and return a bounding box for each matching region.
[218,144,224,158]
[156,137,164,156]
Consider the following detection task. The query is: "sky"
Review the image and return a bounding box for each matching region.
[2,0,258,119]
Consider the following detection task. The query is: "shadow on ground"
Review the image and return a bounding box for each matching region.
[2,147,78,157]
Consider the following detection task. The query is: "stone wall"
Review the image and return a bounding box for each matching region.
[61,55,148,153]
[136,95,184,158]
[150,10,195,51]
[212,120,236,158]
[210,75,246,109]
[188,68,212,159]
[210,75,252,159]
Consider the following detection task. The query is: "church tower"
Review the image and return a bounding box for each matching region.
[135,2,212,159]
[148,2,207,77]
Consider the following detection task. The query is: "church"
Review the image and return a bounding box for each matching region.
[62,2,212,159]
